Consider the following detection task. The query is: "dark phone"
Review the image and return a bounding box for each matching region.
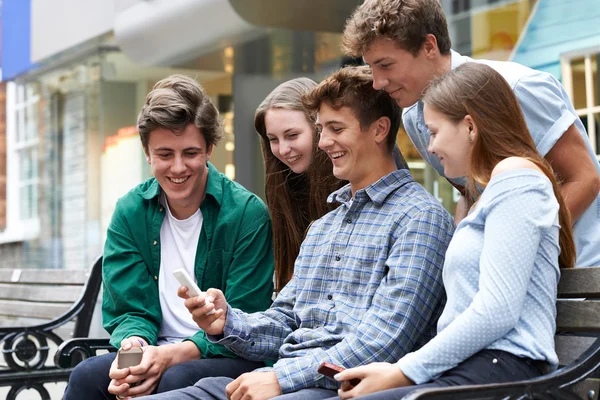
[317,362,361,387]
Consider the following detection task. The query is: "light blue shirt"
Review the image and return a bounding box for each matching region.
[208,169,455,393]
[397,169,560,384]
[403,50,600,267]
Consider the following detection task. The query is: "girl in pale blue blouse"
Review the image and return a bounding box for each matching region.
[331,63,577,399]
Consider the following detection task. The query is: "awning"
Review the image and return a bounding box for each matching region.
[511,0,600,79]
[114,0,267,66]
[229,0,362,33]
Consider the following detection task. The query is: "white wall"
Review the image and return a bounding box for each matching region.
[31,0,115,63]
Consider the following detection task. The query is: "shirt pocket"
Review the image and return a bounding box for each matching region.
[340,242,385,300]
[201,249,233,291]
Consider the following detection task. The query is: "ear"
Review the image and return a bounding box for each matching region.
[373,116,391,146]
[463,115,478,142]
[144,149,151,165]
[423,34,439,59]
[206,143,214,162]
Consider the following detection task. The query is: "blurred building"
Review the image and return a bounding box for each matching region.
[0,0,598,269]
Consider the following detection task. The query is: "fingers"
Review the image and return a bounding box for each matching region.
[123,374,158,397]
[334,366,365,382]
[128,349,152,376]
[177,286,191,300]
[109,357,130,380]
[108,379,130,397]
[184,293,211,313]
[120,338,134,351]
[225,376,241,398]
[120,336,146,350]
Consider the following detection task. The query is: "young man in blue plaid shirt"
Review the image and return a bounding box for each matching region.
[138,66,455,400]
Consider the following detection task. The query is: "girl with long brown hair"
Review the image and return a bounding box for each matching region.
[255,78,342,292]
[332,62,576,400]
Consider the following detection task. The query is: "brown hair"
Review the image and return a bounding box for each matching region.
[137,74,223,152]
[423,63,575,269]
[343,0,451,58]
[302,65,401,152]
[255,78,343,292]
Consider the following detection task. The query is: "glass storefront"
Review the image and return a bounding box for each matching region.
[4,0,545,268]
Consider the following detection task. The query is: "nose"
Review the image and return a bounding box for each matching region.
[279,140,291,156]
[172,154,186,173]
[372,70,388,91]
[318,130,333,150]
[427,136,436,155]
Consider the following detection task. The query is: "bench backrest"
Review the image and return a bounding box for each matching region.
[556,267,600,367]
[0,256,103,340]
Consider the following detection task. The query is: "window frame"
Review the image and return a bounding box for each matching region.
[561,45,600,155]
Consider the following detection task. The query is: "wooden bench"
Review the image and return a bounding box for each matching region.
[406,266,600,400]
[56,266,600,400]
[0,256,103,400]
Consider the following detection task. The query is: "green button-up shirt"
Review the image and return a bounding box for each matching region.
[102,162,274,358]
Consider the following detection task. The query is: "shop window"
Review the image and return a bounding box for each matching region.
[562,51,600,154]
[452,0,471,14]
[14,82,40,222]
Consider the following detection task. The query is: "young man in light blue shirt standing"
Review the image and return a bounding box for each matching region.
[343,0,600,267]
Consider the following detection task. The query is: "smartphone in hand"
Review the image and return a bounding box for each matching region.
[318,362,361,387]
[172,268,215,315]
[117,347,143,388]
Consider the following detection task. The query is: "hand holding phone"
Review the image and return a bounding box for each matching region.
[172,268,215,315]
[317,362,361,387]
[117,347,143,369]
[117,347,143,389]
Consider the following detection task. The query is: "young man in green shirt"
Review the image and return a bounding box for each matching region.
[64,75,275,400]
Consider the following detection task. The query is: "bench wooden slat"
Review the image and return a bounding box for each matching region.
[555,335,597,366]
[0,283,82,303]
[0,300,71,320]
[0,269,89,285]
[0,317,76,341]
[556,299,600,332]
[558,267,600,298]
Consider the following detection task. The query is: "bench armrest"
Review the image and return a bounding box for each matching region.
[404,337,600,400]
[54,338,117,369]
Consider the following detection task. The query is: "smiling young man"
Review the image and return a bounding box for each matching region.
[135,66,454,400]
[64,75,275,399]
[343,0,600,268]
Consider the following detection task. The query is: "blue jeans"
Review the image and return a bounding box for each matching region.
[136,376,338,400]
[63,352,265,400]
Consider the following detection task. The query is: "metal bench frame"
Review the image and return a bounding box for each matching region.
[0,256,104,400]
[55,267,600,400]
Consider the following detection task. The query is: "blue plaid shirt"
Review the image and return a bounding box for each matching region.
[209,169,454,393]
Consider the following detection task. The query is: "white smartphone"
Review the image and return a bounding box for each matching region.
[172,268,215,315]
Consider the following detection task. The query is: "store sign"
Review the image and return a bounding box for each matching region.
[1,0,36,80]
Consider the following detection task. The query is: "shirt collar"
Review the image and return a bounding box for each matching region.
[328,169,414,206]
[140,162,223,206]
[450,49,469,70]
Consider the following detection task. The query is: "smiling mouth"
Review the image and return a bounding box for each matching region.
[286,155,301,164]
[168,176,190,184]
[388,88,402,98]
[330,151,347,160]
